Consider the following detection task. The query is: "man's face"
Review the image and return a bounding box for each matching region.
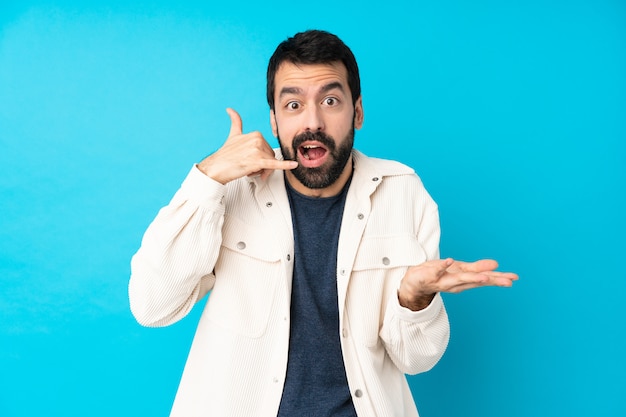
[270,61,363,196]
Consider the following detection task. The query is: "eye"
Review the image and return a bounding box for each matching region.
[286,101,300,110]
[323,97,338,106]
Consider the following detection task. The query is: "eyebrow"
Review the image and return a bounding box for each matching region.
[278,81,346,99]
[320,81,345,95]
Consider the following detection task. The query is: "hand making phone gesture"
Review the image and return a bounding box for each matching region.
[198,108,298,184]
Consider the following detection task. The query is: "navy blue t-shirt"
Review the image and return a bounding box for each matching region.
[277,177,357,417]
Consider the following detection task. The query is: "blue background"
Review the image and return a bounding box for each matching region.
[1,1,625,416]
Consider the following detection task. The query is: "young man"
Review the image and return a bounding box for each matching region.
[129,30,517,416]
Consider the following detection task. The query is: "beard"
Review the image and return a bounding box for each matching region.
[278,127,354,189]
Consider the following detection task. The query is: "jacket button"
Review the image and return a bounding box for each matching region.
[357,213,364,220]
[382,257,390,265]
[266,202,273,207]
[372,177,379,182]
[286,254,291,261]
[236,241,246,250]
[354,389,363,398]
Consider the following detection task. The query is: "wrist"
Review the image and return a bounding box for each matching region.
[197,157,228,184]
[397,289,436,312]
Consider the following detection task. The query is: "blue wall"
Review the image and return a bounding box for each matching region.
[1,1,624,416]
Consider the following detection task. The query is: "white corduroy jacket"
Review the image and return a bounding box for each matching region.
[129,150,450,417]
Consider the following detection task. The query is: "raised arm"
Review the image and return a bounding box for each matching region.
[129,108,297,327]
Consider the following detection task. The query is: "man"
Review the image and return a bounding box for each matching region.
[129,30,518,416]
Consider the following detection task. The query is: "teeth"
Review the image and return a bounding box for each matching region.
[301,145,311,159]
[300,144,320,160]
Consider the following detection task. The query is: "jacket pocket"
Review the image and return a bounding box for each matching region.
[349,234,429,346]
[207,215,283,338]
[353,234,428,271]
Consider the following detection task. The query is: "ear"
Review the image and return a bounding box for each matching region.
[353,96,364,129]
[270,110,278,137]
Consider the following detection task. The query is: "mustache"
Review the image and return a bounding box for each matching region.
[292,130,336,152]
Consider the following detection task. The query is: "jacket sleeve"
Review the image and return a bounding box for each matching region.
[128,166,226,327]
[379,187,451,374]
[379,292,450,374]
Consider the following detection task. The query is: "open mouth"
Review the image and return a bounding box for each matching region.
[300,144,327,160]
[297,142,329,168]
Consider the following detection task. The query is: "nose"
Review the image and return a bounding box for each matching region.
[303,105,324,132]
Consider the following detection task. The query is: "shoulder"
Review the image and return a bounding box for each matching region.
[352,150,415,177]
[352,149,427,190]
[352,150,436,205]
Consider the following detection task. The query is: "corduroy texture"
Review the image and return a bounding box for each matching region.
[129,150,450,417]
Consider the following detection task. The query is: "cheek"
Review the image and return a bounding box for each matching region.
[275,119,298,141]
[332,116,354,139]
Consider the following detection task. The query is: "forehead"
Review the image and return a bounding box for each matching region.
[274,61,349,94]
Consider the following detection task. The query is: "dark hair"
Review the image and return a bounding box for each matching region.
[266,30,361,110]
